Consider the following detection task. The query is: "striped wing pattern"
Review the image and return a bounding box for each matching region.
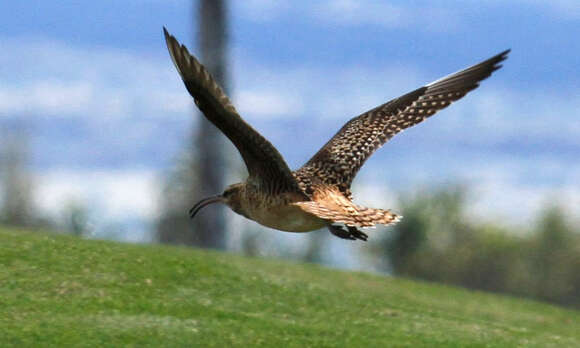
[294,50,510,197]
[164,28,304,195]
[294,186,400,228]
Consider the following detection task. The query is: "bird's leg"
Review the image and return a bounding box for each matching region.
[328,225,355,240]
[328,225,368,241]
[347,226,368,241]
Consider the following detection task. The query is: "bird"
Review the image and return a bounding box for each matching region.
[163,27,509,241]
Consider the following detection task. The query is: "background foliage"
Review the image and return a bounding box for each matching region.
[376,186,580,308]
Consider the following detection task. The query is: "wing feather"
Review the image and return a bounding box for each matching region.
[164,28,303,195]
[295,50,510,197]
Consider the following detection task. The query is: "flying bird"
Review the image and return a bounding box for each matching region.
[163,27,509,241]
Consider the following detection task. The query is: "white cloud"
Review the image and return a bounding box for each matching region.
[235,89,304,117]
[431,88,580,146]
[235,1,460,31]
[237,1,578,27]
[231,58,424,121]
[35,169,161,221]
[0,80,94,116]
[311,0,408,28]
[0,37,190,119]
[311,66,424,119]
[462,163,580,228]
[235,0,293,22]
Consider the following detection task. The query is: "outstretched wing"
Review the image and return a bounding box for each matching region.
[164,27,303,195]
[295,50,510,197]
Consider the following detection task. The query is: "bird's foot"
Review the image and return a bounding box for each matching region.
[328,225,368,241]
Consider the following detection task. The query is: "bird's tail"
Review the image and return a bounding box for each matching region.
[294,186,401,227]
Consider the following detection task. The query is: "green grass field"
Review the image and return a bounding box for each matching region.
[1,227,578,347]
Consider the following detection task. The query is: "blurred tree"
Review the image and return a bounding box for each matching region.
[374,186,580,309]
[62,200,90,237]
[535,205,571,250]
[157,151,199,244]
[382,186,469,275]
[0,132,35,227]
[157,0,230,248]
[383,199,428,273]
[531,205,578,305]
[240,228,262,257]
[302,231,327,264]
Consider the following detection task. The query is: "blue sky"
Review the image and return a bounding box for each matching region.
[1,1,579,245]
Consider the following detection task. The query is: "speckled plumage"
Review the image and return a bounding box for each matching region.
[164,27,509,241]
[293,49,509,199]
[164,28,304,197]
[294,185,400,227]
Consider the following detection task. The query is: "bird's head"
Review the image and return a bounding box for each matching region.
[189,183,247,219]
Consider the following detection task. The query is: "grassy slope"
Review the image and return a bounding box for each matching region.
[0,228,578,347]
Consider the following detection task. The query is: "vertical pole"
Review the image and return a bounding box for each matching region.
[192,0,229,249]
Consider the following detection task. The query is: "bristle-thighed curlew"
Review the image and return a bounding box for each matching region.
[163,27,509,241]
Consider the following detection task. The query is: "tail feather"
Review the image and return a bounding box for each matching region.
[294,185,401,228]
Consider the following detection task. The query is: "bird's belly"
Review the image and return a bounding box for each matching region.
[248,204,327,233]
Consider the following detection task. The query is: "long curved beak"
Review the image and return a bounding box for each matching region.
[189,195,224,219]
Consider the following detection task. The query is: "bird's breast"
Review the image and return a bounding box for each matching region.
[242,194,327,232]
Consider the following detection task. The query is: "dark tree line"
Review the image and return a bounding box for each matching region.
[378,186,580,309]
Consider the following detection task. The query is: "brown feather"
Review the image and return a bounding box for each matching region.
[294,186,400,228]
[294,50,510,197]
[163,27,305,196]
